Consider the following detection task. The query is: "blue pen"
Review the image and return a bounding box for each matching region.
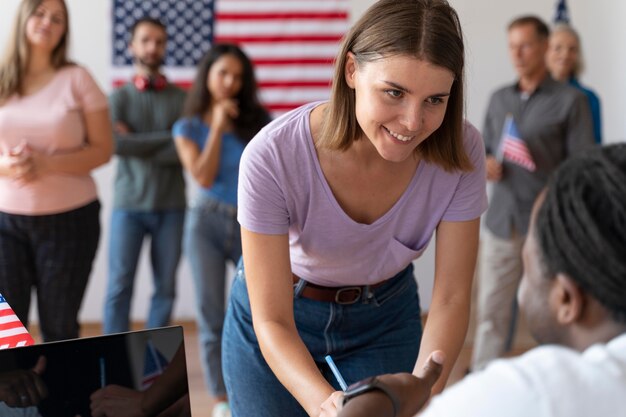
[324,355,348,391]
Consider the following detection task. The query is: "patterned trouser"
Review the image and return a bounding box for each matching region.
[0,201,100,342]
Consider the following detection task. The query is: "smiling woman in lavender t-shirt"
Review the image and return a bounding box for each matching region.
[221,1,487,416]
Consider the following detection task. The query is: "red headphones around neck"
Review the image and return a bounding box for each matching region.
[133,74,167,91]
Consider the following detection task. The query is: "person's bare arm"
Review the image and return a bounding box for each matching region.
[242,227,335,416]
[338,352,445,417]
[413,218,480,395]
[174,100,237,188]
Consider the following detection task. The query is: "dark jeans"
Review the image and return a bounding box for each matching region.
[223,262,422,417]
[0,200,100,342]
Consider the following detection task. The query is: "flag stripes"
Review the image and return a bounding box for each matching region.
[0,294,35,350]
[502,140,536,171]
[214,0,348,114]
[499,115,536,172]
[111,0,349,115]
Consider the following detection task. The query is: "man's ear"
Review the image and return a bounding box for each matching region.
[345,52,357,89]
[553,273,584,325]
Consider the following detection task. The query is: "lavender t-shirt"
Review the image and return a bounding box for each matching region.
[238,102,487,286]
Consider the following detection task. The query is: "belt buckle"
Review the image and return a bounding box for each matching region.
[335,287,362,305]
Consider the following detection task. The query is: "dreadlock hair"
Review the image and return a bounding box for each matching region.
[536,144,626,323]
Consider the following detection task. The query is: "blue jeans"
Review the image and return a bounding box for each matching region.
[223,262,422,417]
[104,209,184,334]
[185,194,241,397]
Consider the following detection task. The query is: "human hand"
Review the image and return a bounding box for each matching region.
[0,355,48,408]
[0,143,37,184]
[211,99,239,130]
[113,122,131,135]
[486,155,503,181]
[337,351,445,417]
[319,390,343,417]
[90,384,145,417]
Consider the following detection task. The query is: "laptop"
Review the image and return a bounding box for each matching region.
[0,326,190,417]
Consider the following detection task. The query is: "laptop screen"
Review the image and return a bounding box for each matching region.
[0,326,190,417]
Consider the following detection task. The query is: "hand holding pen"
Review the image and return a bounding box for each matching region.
[317,355,348,417]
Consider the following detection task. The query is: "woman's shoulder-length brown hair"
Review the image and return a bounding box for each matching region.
[0,0,73,102]
[319,0,472,172]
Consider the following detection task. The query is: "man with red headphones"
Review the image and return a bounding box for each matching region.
[103,17,187,335]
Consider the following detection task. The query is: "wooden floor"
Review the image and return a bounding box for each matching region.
[29,296,537,417]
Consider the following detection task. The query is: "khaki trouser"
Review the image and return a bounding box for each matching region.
[471,229,526,371]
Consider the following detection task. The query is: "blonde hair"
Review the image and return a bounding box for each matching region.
[319,0,472,172]
[551,23,584,77]
[0,0,72,102]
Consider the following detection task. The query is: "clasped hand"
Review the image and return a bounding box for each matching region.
[0,356,48,408]
[0,142,44,184]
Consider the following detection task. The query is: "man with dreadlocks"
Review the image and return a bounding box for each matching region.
[337,144,626,417]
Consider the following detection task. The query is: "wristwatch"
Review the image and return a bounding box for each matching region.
[342,376,399,417]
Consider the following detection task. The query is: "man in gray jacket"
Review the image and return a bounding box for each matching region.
[103,18,186,334]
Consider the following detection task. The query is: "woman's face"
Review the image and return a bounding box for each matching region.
[546,30,579,81]
[206,54,244,101]
[346,53,455,163]
[25,0,67,54]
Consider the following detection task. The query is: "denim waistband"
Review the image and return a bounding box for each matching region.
[190,194,237,218]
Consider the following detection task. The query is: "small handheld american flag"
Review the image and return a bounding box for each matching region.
[0,293,35,350]
[497,114,536,172]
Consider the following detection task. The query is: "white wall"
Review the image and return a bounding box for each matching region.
[0,0,623,322]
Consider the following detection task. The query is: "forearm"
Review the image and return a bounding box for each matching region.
[44,144,112,175]
[414,299,470,394]
[256,320,334,416]
[114,131,175,156]
[150,144,182,165]
[188,128,222,188]
[418,219,479,393]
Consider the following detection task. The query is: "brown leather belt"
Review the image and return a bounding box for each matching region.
[293,274,388,305]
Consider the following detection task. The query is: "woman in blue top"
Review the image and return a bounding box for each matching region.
[172,43,270,417]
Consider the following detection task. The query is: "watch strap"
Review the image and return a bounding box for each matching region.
[342,377,399,417]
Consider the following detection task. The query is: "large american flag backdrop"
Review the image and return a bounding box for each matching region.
[111,0,350,115]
